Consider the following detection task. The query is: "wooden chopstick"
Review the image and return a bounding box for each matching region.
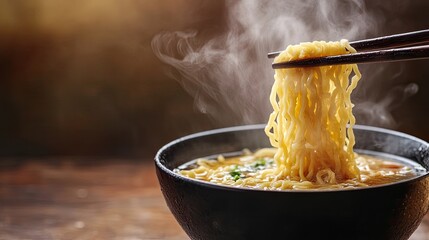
[268,29,429,59]
[347,29,429,52]
[271,45,429,69]
[267,29,429,59]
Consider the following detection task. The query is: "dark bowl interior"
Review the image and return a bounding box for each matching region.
[155,125,429,240]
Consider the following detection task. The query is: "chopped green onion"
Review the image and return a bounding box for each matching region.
[233,174,240,181]
[230,166,241,181]
[254,158,266,168]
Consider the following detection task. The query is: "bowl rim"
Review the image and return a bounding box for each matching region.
[155,124,429,193]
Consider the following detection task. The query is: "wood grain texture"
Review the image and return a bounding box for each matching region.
[0,159,188,240]
[0,159,428,239]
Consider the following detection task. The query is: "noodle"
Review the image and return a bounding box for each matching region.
[176,40,416,190]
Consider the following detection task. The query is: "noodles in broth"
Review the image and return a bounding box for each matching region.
[176,40,417,190]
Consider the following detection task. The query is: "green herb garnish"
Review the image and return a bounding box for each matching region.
[254,158,266,168]
[232,174,240,181]
[230,165,241,181]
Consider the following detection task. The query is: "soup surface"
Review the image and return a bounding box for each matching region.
[176,148,424,190]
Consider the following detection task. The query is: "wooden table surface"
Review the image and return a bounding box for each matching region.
[0,158,428,240]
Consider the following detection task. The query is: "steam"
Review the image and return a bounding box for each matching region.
[152,0,416,127]
[355,82,419,127]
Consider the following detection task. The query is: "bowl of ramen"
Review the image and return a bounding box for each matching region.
[155,125,429,240]
[155,41,429,239]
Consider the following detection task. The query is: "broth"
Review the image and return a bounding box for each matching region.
[175,148,426,190]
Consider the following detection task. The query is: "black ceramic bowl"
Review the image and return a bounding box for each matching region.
[155,125,429,240]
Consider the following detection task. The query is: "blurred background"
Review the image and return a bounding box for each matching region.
[1,0,429,160]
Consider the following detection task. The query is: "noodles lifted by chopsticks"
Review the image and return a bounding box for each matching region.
[265,40,361,184]
[177,40,417,190]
